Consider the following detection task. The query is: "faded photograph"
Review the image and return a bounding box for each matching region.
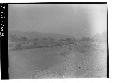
[8,4,107,79]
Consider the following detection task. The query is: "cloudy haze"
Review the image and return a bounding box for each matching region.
[8,4,107,38]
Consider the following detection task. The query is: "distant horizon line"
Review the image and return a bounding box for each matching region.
[8,29,106,39]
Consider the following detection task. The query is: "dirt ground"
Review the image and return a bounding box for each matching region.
[9,42,107,79]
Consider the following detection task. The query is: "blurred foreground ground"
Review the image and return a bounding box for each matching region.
[9,40,107,78]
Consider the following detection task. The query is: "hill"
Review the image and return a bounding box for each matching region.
[8,30,76,50]
[8,30,75,41]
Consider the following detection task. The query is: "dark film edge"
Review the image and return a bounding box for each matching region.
[1,3,9,80]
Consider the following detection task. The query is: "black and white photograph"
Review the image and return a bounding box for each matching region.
[6,3,108,79]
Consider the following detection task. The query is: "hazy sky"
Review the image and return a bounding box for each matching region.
[8,4,107,38]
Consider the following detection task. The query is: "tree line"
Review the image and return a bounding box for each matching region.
[8,34,77,50]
